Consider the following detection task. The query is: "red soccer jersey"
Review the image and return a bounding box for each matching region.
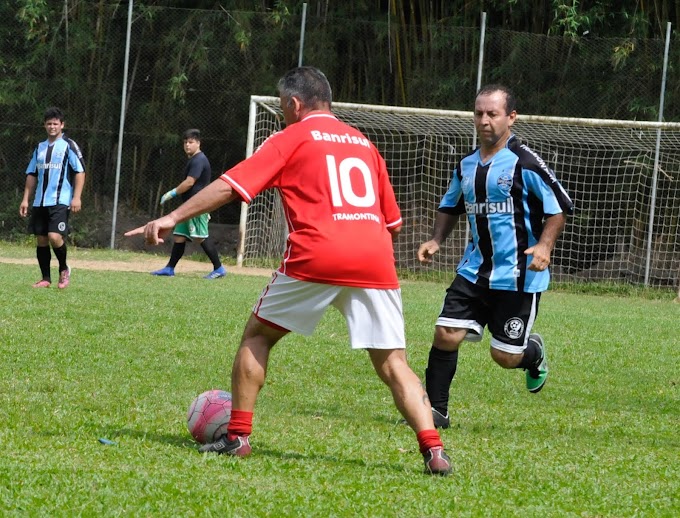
[221,112,402,289]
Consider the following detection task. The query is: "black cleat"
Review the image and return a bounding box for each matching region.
[199,435,252,457]
[432,408,450,429]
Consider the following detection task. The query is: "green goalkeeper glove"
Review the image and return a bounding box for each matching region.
[160,188,177,205]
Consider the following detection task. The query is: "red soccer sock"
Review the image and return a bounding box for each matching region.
[227,409,254,440]
[416,429,444,454]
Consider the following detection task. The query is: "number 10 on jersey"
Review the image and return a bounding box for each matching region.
[326,155,376,208]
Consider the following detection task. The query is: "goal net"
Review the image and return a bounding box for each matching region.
[239,95,680,288]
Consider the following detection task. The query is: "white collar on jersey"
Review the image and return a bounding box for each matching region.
[301,112,337,122]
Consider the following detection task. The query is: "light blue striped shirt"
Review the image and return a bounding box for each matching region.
[439,135,574,293]
[26,136,85,207]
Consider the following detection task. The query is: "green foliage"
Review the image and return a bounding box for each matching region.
[1,1,679,239]
[0,256,678,515]
[550,0,606,39]
[168,72,189,104]
[269,1,292,26]
[612,39,636,69]
[16,0,49,42]
[622,8,653,38]
[0,191,31,243]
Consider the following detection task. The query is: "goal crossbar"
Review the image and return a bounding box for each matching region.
[239,96,680,288]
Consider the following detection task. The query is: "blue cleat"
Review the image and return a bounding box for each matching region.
[204,266,227,279]
[151,266,175,276]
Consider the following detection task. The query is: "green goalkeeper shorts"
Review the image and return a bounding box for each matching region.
[174,213,210,240]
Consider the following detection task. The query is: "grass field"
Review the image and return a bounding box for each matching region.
[1,245,678,516]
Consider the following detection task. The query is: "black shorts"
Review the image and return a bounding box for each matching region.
[29,205,70,236]
[436,275,541,353]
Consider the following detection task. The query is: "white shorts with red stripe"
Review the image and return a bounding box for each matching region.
[253,272,405,350]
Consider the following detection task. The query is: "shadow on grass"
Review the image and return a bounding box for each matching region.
[96,427,413,472]
[102,428,197,448]
[292,406,404,427]
[86,428,420,471]
[235,445,411,473]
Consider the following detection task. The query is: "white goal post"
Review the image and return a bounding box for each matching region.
[238,95,680,288]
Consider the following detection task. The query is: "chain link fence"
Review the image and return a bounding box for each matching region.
[1,4,677,284]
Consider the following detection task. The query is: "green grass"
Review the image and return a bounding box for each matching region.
[0,241,158,262]
[0,247,678,516]
[0,240,239,268]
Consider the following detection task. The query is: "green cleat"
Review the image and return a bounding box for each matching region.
[526,333,548,393]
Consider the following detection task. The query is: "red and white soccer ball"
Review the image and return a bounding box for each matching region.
[186,389,232,444]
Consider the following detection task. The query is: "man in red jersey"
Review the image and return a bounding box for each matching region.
[125,66,451,475]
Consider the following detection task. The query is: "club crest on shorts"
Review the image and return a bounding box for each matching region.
[58,222,66,232]
[503,317,524,339]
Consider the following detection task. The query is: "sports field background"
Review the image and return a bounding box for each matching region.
[0,244,678,516]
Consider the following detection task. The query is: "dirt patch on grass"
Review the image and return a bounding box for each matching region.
[3,217,272,277]
[0,256,271,277]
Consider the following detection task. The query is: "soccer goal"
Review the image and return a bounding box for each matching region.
[238,95,680,287]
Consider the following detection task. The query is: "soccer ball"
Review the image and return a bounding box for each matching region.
[186,389,232,444]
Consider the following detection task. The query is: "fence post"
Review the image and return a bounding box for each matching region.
[298,3,307,67]
[236,96,260,267]
[110,0,134,249]
[472,11,487,148]
[467,12,487,246]
[644,22,672,285]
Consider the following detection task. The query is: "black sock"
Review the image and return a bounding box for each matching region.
[167,242,186,268]
[425,347,459,415]
[36,245,51,281]
[52,243,68,272]
[200,238,222,269]
[517,340,541,371]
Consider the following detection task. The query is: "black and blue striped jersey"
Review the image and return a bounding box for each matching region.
[26,136,85,207]
[439,134,574,293]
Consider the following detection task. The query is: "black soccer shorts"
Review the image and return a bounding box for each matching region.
[29,204,70,236]
[436,275,542,351]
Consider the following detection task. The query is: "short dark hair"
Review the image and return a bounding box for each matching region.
[183,129,201,141]
[277,66,332,109]
[476,84,517,114]
[44,107,65,122]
